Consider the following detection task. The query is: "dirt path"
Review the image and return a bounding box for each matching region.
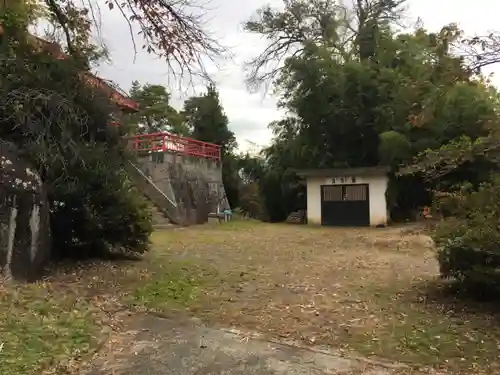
[147,222,500,374]
[154,223,439,346]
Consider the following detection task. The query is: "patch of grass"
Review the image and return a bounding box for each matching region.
[204,218,266,231]
[0,282,98,375]
[130,260,209,311]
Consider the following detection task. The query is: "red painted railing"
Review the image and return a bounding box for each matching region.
[126,132,221,161]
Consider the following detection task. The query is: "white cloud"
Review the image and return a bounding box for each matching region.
[93,0,500,152]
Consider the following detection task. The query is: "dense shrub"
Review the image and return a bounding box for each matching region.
[48,147,152,258]
[237,182,266,220]
[0,29,152,259]
[433,175,500,296]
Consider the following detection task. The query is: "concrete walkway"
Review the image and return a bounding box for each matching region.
[85,314,405,375]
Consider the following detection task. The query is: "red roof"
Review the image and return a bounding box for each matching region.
[1,28,139,112]
[35,35,139,112]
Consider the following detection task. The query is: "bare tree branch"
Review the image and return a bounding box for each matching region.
[454,32,500,73]
[44,0,76,55]
[243,0,407,92]
[111,0,137,63]
[43,0,228,83]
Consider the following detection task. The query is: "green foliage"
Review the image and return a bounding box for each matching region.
[0,0,42,29]
[378,131,411,166]
[243,0,405,86]
[401,134,499,188]
[43,1,108,67]
[182,84,237,154]
[129,81,189,135]
[182,84,240,208]
[128,81,243,212]
[241,0,500,221]
[49,148,152,258]
[433,175,500,296]
[221,153,241,209]
[132,260,204,309]
[0,27,152,258]
[273,31,494,170]
[0,282,97,375]
[238,152,305,222]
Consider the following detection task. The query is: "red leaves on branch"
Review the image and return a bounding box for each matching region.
[46,0,226,80]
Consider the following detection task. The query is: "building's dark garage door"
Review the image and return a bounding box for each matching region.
[321,184,370,226]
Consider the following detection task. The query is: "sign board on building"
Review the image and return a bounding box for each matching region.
[331,176,357,184]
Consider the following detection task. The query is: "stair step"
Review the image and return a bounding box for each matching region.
[153,223,175,229]
[148,202,172,227]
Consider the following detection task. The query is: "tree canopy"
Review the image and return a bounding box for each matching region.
[243,0,406,90]
[237,0,500,222]
[181,84,240,207]
[129,81,189,135]
[237,0,500,295]
[182,84,237,154]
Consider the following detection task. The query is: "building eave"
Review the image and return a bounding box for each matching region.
[296,166,391,178]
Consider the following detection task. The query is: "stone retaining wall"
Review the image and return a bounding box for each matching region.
[0,140,50,281]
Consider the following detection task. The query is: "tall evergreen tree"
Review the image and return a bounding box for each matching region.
[182,84,236,155]
[182,85,239,207]
[129,81,188,135]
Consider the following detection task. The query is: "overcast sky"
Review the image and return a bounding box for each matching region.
[94,0,500,151]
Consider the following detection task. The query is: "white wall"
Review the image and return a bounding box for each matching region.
[306,174,389,226]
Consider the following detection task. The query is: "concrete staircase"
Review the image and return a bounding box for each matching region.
[126,160,180,224]
[149,203,175,229]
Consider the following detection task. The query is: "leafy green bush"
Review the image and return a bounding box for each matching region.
[433,175,500,296]
[0,28,152,259]
[48,147,152,259]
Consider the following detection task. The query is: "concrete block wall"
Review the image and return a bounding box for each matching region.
[132,150,230,226]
